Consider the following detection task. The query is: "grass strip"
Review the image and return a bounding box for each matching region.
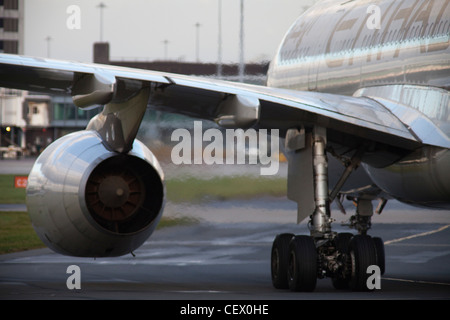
[165,176,286,203]
[0,174,27,204]
[0,211,196,254]
[0,174,287,204]
[0,211,43,254]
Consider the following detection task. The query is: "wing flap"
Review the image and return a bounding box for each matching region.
[151,74,420,149]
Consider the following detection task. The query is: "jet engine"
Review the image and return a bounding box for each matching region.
[26,130,165,257]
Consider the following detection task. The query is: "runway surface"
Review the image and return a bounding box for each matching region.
[1,201,449,300]
[1,158,449,300]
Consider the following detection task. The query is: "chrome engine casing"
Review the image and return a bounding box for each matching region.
[26,130,165,257]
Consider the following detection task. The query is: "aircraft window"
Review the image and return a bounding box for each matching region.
[285,50,290,60]
[371,34,376,46]
[409,27,415,39]
[400,29,406,41]
[442,21,449,34]
[443,21,448,33]
[414,25,420,37]
[437,21,444,35]
[423,23,429,38]
[417,25,423,38]
[387,30,393,42]
[411,26,416,38]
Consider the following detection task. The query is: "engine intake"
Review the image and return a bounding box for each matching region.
[85,155,162,234]
[26,130,165,257]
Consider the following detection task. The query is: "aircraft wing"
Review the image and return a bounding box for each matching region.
[0,53,445,154]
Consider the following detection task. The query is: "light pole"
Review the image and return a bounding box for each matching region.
[45,36,52,58]
[97,2,107,42]
[195,22,201,62]
[238,0,245,82]
[162,39,169,61]
[217,0,223,78]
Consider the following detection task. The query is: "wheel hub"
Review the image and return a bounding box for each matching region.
[97,176,131,210]
[85,166,144,224]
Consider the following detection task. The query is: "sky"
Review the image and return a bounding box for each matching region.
[24,0,316,64]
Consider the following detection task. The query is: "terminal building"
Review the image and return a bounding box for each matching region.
[0,0,268,156]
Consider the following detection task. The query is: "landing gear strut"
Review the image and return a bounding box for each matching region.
[271,127,385,292]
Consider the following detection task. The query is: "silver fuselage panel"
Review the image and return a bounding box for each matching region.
[268,0,450,208]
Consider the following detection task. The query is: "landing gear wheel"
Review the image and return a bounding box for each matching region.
[349,235,377,291]
[373,237,385,275]
[288,235,317,292]
[271,233,294,289]
[331,232,353,289]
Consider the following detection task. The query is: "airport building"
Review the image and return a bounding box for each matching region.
[0,88,103,157]
[0,0,25,156]
[0,0,24,55]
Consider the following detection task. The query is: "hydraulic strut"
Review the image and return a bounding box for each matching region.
[310,127,332,238]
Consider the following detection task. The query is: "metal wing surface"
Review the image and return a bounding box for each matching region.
[0,54,436,151]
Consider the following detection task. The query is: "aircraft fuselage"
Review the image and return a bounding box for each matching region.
[267,0,450,208]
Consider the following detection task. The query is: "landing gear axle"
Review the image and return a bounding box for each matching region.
[271,232,385,292]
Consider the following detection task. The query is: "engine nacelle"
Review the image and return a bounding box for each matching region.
[26,130,165,257]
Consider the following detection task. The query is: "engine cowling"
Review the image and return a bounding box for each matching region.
[26,130,165,257]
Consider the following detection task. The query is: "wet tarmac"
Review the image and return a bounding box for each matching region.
[0,207,449,300]
[1,158,449,301]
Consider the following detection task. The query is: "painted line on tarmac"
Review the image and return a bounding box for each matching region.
[384,224,450,246]
[382,225,450,288]
[383,277,450,286]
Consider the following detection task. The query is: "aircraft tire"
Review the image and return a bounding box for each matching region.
[349,235,377,291]
[287,235,317,292]
[373,237,385,275]
[271,233,294,289]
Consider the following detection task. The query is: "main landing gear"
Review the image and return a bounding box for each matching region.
[271,127,385,292]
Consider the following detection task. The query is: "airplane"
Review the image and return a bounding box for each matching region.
[0,0,449,292]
